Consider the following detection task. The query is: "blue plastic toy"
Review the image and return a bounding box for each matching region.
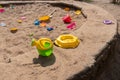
[34,20,40,26]
[47,27,53,31]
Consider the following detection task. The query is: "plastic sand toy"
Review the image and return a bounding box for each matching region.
[103,20,112,25]
[34,20,40,26]
[31,38,53,56]
[10,28,18,33]
[75,10,81,15]
[39,16,50,22]
[47,27,54,31]
[20,16,26,20]
[64,7,70,11]
[0,22,6,27]
[40,22,47,27]
[62,14,72,23]
[38,9,56,22]
[17,20,22,23]
[67,22,76,29]
[55,34,80,48]
[0,8,5,13]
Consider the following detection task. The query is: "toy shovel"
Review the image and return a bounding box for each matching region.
[39,9,56,22]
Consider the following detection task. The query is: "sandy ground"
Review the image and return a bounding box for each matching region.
[0,1,118,80]
[0,2,89,80]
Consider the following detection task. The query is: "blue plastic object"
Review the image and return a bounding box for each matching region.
[47,27,53,31]
[34,20,40,26]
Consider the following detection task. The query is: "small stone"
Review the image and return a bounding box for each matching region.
[5,58,11,63]
[3,56,11,63]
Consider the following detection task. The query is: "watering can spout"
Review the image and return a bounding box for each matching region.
[31,38,38,47]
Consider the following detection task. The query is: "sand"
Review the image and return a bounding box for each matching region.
[0,1,117,80]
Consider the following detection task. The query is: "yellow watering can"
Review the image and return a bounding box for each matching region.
[31,38,53,56]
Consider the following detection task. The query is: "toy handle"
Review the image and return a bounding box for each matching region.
[81,8,87,18]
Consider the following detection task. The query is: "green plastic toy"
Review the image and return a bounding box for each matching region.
[31,38,53,56]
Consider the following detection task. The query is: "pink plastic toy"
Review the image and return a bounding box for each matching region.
[62,14,72,23]
[20,16,26,20]
[67,22,76,29]
[0,8,5,13]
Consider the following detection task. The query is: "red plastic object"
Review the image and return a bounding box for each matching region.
[0,8,5,13]
[67,22,76,29]
[62,14,72,23]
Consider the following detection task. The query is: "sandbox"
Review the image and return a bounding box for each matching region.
[0,1,117,80]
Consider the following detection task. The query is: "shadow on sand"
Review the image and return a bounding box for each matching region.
[33,54,56,67]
